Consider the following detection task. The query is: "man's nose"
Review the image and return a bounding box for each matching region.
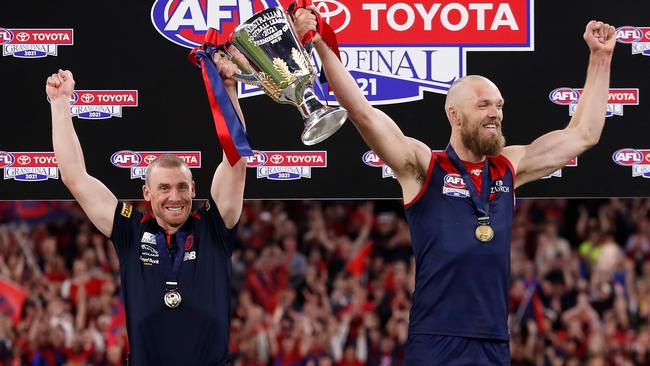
[168,188,181,201]
[487,105,499,118]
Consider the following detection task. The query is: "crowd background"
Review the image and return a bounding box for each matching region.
[1,198,650,366]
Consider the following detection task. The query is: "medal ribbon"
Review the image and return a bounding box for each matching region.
[155,228,188,293]
[445,145,491,224]
[188,29,253,166]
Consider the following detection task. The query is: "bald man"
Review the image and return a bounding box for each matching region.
[295,11,616,365]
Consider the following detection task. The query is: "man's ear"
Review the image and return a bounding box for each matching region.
[143,184,151,202]
[447,106,461,127]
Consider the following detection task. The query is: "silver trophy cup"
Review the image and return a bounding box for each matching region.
[225,6,347,145]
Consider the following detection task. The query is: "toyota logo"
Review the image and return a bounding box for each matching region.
[17,156,31,165]
[314,0,351,33]
[80,93,95,103]
[270,154,284,164]
[144,155,157,165]
[15,32,30,42]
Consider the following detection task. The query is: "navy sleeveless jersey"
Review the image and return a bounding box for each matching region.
[404,151,515,340]
[110,198,234,366]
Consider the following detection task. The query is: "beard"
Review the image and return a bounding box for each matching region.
[460,116,506,156]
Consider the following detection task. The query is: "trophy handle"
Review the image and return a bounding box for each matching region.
[218,49,260,85]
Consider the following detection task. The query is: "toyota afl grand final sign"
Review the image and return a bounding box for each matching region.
[1,28,73,58]
[151,0,534,104]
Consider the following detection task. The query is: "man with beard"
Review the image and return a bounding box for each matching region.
[46,51,246,365]
[294,11,616,365]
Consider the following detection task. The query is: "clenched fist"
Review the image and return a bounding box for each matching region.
[46,69,75,101]
[212,45,254,91]
[293,7,321,44]
[584,20,616,56]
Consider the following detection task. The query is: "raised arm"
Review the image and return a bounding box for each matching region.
[47,70,117,236]
[503,21,616,187]
[210,52,247,229]
[294,9,431,201]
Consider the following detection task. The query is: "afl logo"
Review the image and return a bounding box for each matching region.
[362,151,384,167]
[246,150,268,167]
[150,0,282,49]
[444,174,466,188]
[612,149,643,166]
[70,92,79,105]
[0,152,15,167]
[549,88,579,105]
[0,29,14,44]
[111,151,142,168]
[616,26,642,44]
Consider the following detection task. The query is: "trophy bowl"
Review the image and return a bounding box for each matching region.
[225,6,347,145]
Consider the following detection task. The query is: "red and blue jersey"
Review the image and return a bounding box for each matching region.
[110,197,235,365]
[404,151,515,341]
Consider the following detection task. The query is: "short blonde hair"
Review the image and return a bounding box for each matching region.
[145,154,192,186]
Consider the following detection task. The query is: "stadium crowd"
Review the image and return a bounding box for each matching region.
[1,197,649,366]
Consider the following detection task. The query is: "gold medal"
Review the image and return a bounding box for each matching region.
[475,224,494,243]
[164,290,182,308]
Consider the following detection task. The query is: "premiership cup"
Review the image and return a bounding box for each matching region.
[225,6,347,145]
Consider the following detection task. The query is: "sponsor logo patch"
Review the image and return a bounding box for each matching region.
[442,173,469,198]
[120,203,133,218]
[183,251,197,261]
[140,244,159,257]
[489,179,510,194]
[141,232,156,245]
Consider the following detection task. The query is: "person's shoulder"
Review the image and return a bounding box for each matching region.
[490,153,515,176]
[500,145,528,174]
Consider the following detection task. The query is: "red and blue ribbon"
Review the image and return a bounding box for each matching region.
[189,29,252,166]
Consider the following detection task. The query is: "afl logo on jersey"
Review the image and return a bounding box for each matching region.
[442,174,469,198]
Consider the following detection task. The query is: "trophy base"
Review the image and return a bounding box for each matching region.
[301,107,348,146]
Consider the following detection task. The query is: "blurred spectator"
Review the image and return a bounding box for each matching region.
[1,198,650,365]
